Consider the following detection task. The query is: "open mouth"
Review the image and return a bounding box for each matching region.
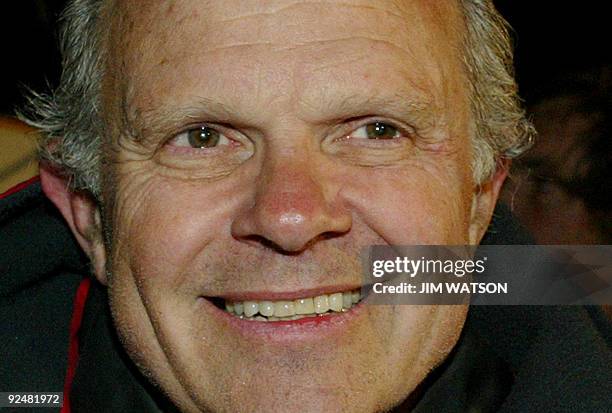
[210,289,364,322]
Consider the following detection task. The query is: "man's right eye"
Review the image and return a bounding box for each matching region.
[168,126,231,149]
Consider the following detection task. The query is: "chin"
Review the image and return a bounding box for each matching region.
[114,298,468,413]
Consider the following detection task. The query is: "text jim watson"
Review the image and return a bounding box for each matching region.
[372,282,509,295]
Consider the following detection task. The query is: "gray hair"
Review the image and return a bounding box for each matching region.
[20,0,534,198]
[19,0,106,197]
[460,0,534,180]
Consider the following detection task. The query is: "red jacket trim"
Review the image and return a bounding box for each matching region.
[61,277,92,413]
[0,176,40,200]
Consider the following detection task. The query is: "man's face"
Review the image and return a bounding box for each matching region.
[98,1,482,411]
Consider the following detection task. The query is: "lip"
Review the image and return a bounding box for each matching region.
[197,288,367,343]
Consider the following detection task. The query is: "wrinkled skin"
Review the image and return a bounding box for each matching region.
[44,1,506,412]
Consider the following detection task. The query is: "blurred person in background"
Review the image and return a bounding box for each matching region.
[502,66,611,245]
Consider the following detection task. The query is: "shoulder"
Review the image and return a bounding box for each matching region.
[0,178,89,392]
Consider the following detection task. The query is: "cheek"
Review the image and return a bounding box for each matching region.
[109,173,247,289]
[390,304,468,365]
[341,164,472,244]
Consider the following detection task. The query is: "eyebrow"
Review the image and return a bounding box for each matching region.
[309,91,441,129]
[120,91,443,144]
[119,97,243,144]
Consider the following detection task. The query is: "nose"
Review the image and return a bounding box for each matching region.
[231,153,352,253]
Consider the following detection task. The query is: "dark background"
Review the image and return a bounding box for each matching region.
[1,1,610,113]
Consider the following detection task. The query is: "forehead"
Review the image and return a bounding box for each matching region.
[104,0,466,125]
[111,0,464,52]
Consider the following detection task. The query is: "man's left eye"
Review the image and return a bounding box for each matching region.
[350,122,400,140]
[169,126,231,148]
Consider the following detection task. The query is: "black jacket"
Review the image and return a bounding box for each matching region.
[1,180,611,412]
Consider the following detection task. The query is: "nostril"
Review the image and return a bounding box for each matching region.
[301,230,350,250]
[235,231,349,255]
[238,234,304,255]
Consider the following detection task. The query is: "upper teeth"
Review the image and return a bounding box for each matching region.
[225,289,362,321]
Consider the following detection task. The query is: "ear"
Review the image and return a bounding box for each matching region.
[40,162,108,285]
[468,159,510,244]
